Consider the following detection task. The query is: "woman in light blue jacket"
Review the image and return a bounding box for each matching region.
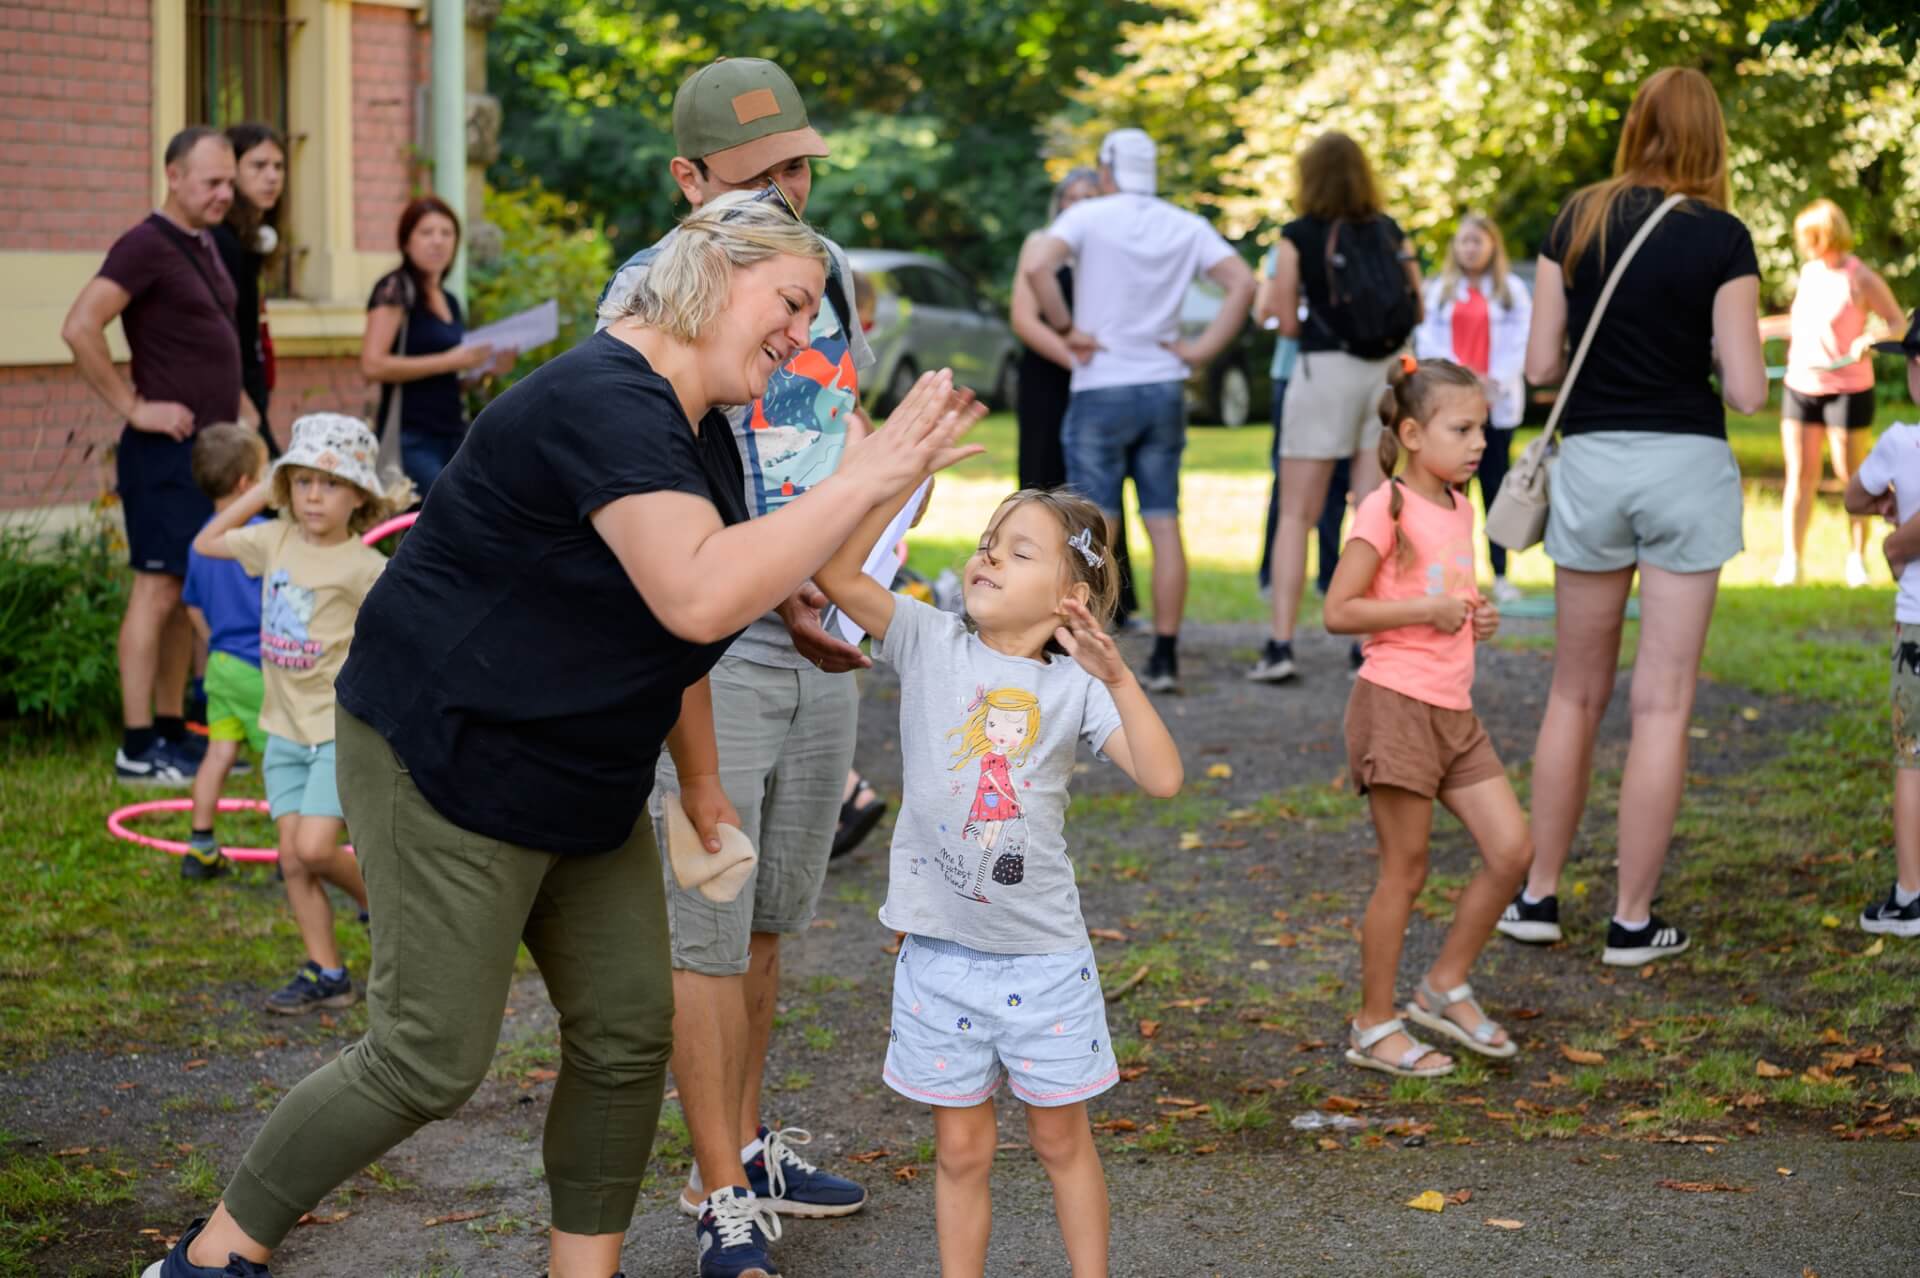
[1413,213,1532,602]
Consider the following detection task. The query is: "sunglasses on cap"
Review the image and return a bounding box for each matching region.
[719,178,803,225]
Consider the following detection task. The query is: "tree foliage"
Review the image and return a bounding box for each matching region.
[1764,0,1920,61]
[469,177,613,396]
[488,0,1149,290]
[1071,0,1919,306]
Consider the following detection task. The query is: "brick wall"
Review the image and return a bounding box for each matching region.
[353,4,420,253]
[0,0,152,252]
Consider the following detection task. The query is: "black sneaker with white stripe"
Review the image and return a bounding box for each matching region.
[1495,891,1561,944]
[1859,884,1920,937]
[1601,915,1689,967]
[1246,640,1296,683]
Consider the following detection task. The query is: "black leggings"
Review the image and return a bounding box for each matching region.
[1476,426,1515,577]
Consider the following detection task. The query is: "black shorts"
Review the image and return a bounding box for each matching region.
[116,426,213,578]
[1783,386,1875,430]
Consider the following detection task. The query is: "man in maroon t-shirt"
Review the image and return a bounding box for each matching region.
[62,126,252,784]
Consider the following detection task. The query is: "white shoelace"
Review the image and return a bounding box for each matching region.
[759,1126,818,1201]
[708,1189,782,1249]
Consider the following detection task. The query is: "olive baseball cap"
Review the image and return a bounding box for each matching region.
[673,58,828,184]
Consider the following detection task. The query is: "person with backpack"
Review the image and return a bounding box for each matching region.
[1250,132,1422,684]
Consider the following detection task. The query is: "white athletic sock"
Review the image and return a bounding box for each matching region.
[1612,914,1650,932]
[1521,889,1548,906]
[1895,883,1920,908]
[740,1136,765,1163]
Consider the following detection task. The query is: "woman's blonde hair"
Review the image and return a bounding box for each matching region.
[1439,213,1513,310]
[1295,132,1382,223]
[1375,358,1485,572]
[1794,198,1854,259]
[269,464,409,537]
[1555,67,1730,281]
[598,190,830,337]
[947,687,1042,769]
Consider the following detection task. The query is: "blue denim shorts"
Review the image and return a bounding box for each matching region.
[264,734,342,822]
[1060,380,1186,519]
[883,934,1118,1109]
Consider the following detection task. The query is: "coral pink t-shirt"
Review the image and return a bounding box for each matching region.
[1348,480,1481,711]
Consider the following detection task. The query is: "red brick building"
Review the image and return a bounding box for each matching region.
[1,0,443,516]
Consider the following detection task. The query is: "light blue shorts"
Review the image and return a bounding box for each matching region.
[1544,432,1744,574]
[884,934,1118,1109]
[263,734,342,822]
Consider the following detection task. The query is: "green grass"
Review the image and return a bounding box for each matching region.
[0,1151,136,1274]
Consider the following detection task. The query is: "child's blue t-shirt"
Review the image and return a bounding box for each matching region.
[182,514,266,666]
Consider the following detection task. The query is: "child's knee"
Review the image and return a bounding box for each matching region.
[1485,833,1533,888]
[935,1112,997,1180]
[290,826,342,873]
[1025,1107,1091,1169]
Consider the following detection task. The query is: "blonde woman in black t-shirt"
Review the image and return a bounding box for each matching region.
[1497,68,1766,968]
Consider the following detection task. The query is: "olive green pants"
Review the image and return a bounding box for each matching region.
[223,708,675,1245]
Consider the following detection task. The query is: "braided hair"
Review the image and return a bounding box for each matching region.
[1375,357,1484,571]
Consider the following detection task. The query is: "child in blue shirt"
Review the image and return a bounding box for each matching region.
[181,424,269,879]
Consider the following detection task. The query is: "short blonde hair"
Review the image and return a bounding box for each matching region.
[598,191,829,338]
[1794,198,1854,259]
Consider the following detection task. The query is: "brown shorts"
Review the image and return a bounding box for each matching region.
[1344,678,1505,799]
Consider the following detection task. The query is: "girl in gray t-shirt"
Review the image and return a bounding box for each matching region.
[817,480,1182,1275]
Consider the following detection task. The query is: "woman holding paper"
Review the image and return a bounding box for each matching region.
[145,192,986,1278]
[361,196,515,495]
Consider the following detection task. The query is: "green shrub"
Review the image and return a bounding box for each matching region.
[0,513,129,730]
[469,177,615,399]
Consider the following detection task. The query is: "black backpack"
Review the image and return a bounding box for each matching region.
[1314,218,1417,359]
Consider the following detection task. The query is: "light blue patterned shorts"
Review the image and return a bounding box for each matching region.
[884,934,1118,1109]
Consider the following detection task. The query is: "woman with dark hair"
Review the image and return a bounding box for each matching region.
[212,122,285,456]
[1496,68,1766,966]
[360,196,511,496]
[1011,165,1142,627]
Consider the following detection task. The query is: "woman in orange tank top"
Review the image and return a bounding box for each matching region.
[1761,199,1906,588]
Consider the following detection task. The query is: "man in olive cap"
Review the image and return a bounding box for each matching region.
[597,57,873,1278]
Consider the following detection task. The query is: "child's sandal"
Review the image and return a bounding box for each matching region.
[1404,979,1519,1059]
[1344,1017,1455,1078]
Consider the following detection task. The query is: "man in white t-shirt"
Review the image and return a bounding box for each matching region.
[1023,129,1254,691]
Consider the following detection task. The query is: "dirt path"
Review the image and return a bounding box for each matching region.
[6,623,1910,1277]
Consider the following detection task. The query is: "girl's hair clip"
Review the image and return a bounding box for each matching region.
[1399,353,1419,376]
[1067,526,1103,568]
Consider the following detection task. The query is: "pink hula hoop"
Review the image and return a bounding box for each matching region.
[106,797,354,862]
[362,511,418,545]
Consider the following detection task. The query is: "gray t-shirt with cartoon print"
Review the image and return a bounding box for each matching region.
[875,595,1123,955]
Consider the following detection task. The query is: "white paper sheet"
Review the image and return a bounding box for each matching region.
[831,479,931,644]
[463,299,560,358]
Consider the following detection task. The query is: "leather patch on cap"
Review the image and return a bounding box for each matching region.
[732,88,781,125]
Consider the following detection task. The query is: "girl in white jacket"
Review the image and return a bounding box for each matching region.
[1414,215,1532,602]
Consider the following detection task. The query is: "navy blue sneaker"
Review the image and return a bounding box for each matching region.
[751,1126,867,1217]
[264,962,356,1016]
[141,1218,272,1276]
[695,1186,781,1278]
[116,740,197,786]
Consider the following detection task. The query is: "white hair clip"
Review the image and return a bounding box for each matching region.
[1067,527,1103,568]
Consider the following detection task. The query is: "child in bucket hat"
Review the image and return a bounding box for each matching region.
[190,413,404,1016]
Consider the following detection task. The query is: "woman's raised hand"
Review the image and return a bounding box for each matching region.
[839,369,987,501]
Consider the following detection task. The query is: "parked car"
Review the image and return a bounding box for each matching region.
[1179,279,1274,428]
[844,250,1021,414]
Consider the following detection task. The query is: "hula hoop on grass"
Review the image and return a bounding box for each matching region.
[362,511,417,545]
[106,797,355,862]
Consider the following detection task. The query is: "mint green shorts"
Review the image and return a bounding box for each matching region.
[1544,432,1744,574]
[264,734,341,822]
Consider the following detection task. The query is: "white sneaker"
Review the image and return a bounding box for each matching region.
[1846,552,1870,589]
[1490,576,1523,606]
[1771,556,1800,587]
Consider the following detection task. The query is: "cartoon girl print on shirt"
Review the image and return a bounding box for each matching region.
[946,685,1040,902]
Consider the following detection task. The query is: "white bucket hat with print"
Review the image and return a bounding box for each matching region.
[270,412,389,498]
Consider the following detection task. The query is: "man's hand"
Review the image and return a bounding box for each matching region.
[779,582,872,672]
[678,773,742,855]
[1160,338,1206,368]
[129,399,194,441]
[1064,329,1102,364]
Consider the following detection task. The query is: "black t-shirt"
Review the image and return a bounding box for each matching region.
[97,214,242,429]
[369,270,469,437]
[211,223,266,415]
[336,330,751,854]
[1282,213,1407,354]
[1542,186,1759,439]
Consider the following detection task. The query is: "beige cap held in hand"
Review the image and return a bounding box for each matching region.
[663,794,758,903]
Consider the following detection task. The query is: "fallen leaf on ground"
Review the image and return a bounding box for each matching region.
[1118,1066,1148,1082]
[1295,1039,1329,1053]
[1485,1219,1524,1230]
[1163,997,1212,1010]
[1205,763,1233,779]
[1820,1027,1847,1045]
[53,1146,92,1158]
[1803,1066,1836,1084]
[525,1068,558,1083]
[1316,1137,1341,1151]
[1862,938,1885,957]
[1192,1143,1218,1154]
[1138,1020,1161,1039]
[183,1059,209,1071]
[1088,927,1129,942]
[1755,1059,1790,1078]
[1445,1189,1473,1205]
[1406,1190,1446,1213]
[295,1211,351,1227]
[1820,914,1841,928]
[1559,1043,1606,1065]
[1156,1095,1201,1107]
[115,1082,138,1091]
[1732,1092,1767,1109]
[1093,1119,1137,1133]
[1177,831,1203,850]
[423,1210,492,1228]
[846,1149,891,1163]
[1254,934,1299,948]
[1322,1094,1370,1113]
[1657,1180,1751,1194]
[1510,1008,1543,1020]
[1777,1167,1794,1177]
[893,1166,919,1182]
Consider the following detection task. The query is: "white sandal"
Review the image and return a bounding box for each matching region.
[1404,979,1519,1059]
[1344,1017,1455,1078]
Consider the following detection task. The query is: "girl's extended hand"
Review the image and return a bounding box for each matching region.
[1426,594,1472,634]
[1471,600,1500,641]
[1055,597,1128,686]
